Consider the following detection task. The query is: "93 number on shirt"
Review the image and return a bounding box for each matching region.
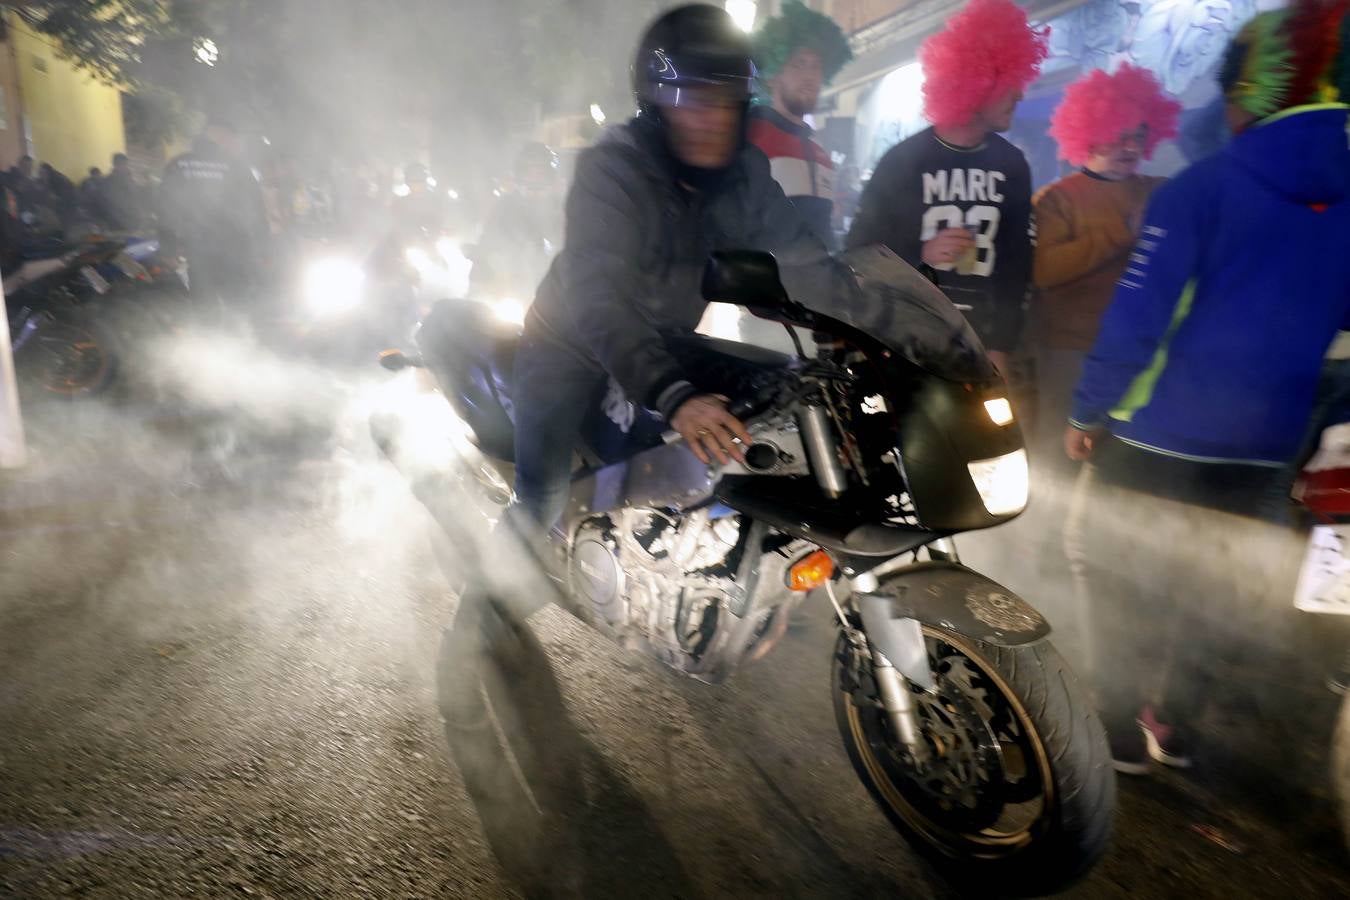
[921,204,1000,277]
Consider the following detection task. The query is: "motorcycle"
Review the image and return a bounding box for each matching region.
[5,239,143,399]
[1288,424,1350,854]
[372,248,1115,895]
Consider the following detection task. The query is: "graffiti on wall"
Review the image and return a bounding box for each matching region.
[1044,0,1283,100]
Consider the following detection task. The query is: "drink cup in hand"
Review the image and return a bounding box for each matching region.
[954,224,980,275]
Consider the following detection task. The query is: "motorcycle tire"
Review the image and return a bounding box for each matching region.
[832,625,1114,898]
[15,312,118,399]
[1333,690,1350,856]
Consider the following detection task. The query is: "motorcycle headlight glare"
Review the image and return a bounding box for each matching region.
[492,297,526,326]
[967,448,1029,516]
[304,257,364,317]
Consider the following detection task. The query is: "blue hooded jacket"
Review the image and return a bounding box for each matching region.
[1071,104,1350,465]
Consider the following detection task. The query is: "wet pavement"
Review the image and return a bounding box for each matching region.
[2,377,1349,898]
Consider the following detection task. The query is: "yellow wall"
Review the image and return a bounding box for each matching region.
[10,18,126,178]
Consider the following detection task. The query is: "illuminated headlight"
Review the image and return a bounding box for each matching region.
[405,246,432,272]
[967,448,1029,516]
[303,257,364,316]
[984,397,1014,426]
[435,236,466,268]
[491,297,527,326]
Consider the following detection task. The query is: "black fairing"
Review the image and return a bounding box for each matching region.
[893,374,1025,532]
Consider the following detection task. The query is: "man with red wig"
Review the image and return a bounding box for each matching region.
[846,0,1049,373]
[1032,63,1180,458]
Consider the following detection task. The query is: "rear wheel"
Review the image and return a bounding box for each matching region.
[832,625,1114,897]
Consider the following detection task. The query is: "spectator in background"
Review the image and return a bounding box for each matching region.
[846,0,1048,374]
[99,153,148,231]
[1063,0,1350,773]
[80,167,103,207]
[748,0,852,248]
[471,142,563,303]
[6,155,42,215]
[38,163,78,219]
[1032,64,1180,464]
[7,154,32,183]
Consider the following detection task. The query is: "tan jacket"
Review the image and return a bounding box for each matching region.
[1032,172,1165,351]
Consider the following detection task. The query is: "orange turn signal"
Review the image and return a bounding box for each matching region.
[788,550,834,592]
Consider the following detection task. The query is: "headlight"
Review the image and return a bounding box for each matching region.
[405,246,432,272]
[984,397,1014,426]
[491,297,526,326]
[967,448,1029,516]
[304,257,364,316]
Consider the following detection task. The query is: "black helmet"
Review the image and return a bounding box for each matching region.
[632,4,756,118]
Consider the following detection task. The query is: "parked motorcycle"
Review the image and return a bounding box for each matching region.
[6,241,130,398]
[373,247,1115,895]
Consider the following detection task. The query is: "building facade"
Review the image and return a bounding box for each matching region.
[0,11,127,178]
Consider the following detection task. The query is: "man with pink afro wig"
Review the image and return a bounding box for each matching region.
[1030,64,1180,463]
[920,0,1051,130]
[848,0,1049,373]
[1048,64,1181,169]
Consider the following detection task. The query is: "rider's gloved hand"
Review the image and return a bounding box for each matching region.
[671,393,752,466]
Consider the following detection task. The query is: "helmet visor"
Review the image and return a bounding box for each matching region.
[649,81,752,111]
[643,49,755,107]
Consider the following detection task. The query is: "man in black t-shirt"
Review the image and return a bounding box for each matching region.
[847,0,1049,371]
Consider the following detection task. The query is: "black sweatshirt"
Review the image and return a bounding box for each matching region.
[846,128,1033,352]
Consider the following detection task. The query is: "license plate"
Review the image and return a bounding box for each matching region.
[81,265,111,295]
[1293,524,1350,614]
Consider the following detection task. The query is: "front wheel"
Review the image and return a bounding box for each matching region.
[832,624,1114,897]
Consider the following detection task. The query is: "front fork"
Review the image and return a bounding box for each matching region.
[846,538,961,766]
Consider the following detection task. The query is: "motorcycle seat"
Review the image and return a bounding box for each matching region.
[417,300,797,468]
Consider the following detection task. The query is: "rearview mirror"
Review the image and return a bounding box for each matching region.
[701,250,789,313]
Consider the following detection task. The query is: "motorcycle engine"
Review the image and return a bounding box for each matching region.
[569,508,746,670]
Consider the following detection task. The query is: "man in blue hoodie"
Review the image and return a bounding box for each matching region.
[1063,3,1350,773]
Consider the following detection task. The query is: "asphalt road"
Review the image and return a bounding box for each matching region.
[2,383,1349,898]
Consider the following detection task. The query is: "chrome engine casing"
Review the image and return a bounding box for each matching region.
[567,508,800,683]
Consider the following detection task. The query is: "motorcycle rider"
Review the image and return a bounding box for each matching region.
[469,142,563,302]
[503,4,831,541]
[158,119,270,323]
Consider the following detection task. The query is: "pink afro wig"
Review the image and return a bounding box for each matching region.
[919,0,1050,129]
[1049,64,1181,166]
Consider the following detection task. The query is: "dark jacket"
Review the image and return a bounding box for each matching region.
[846,128,1034,352]
[98,169,148,231]
[1072,104,1350,464]
[158,139,269,267]
[528,117,826,416]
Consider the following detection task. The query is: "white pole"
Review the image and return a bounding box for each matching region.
[0,273,27,469]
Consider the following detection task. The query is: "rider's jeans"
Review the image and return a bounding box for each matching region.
[508,324,607,539]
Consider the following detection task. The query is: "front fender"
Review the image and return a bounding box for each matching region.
[855,562,1051,688]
